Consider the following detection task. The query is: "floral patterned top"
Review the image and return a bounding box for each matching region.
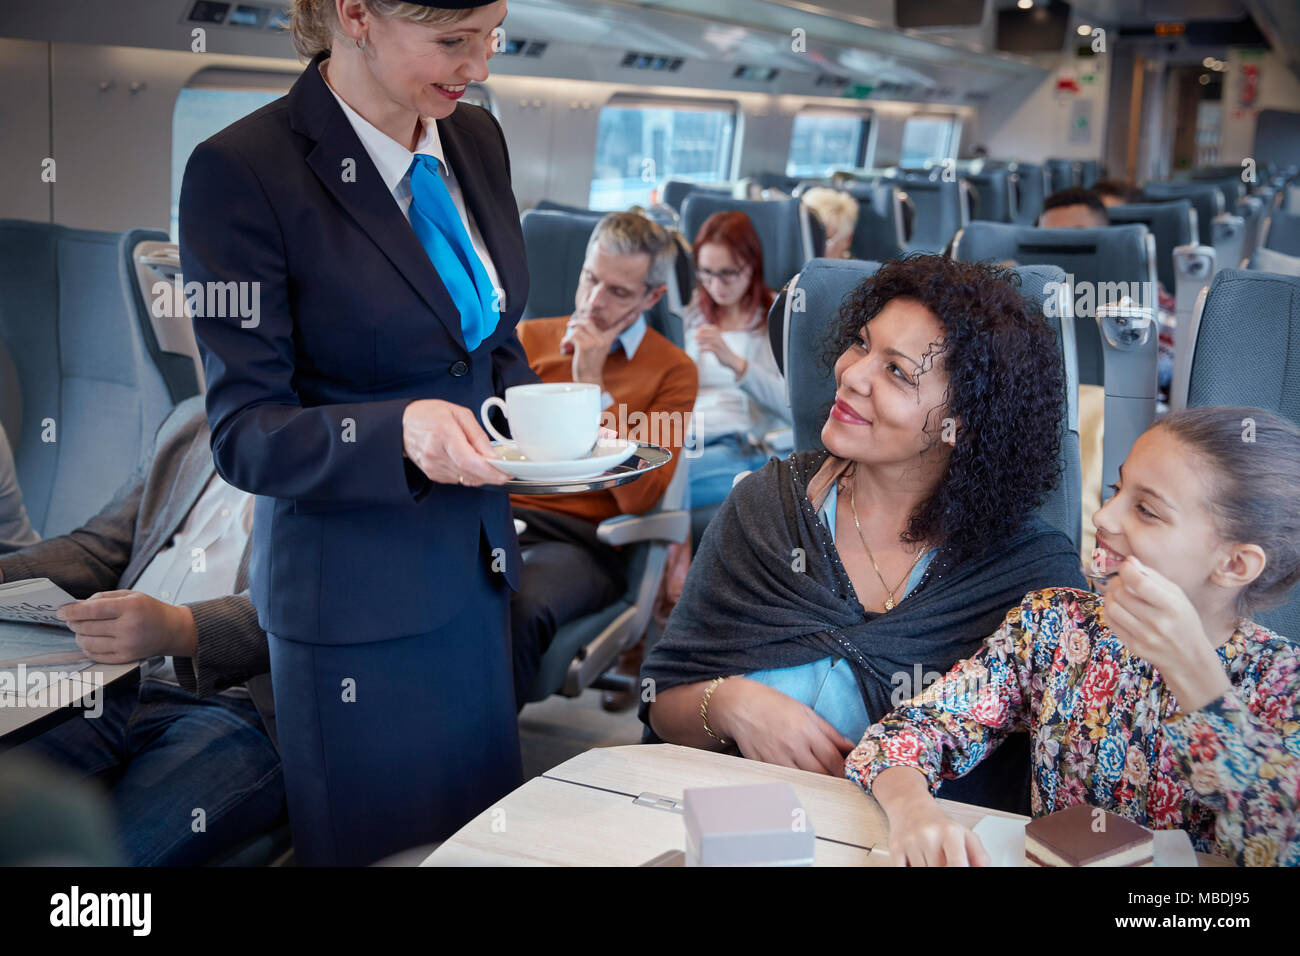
[844,588,1300,866]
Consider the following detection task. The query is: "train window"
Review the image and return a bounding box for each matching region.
[786,110,871,178]
[899,115,959,167]
[588,97,737,210]
[171,85,286,238]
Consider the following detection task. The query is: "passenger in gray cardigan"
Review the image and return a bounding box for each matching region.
[1,395,283,865]
[0,421,38,553]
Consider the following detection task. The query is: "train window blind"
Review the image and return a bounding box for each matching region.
[588,98,737,211]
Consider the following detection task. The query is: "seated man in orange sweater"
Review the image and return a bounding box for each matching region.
[511,211,697,711]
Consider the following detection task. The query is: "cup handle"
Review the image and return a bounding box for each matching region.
[480,396,511,445]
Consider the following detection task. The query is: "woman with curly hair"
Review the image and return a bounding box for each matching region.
[850,407,1300,866]
[639,254,1085,813]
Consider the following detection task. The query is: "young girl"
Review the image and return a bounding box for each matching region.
[847,406,1300,866]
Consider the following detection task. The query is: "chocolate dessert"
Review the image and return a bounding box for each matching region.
[1025,805,1154,867]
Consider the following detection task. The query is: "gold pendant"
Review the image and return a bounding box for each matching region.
[884,598,894,610]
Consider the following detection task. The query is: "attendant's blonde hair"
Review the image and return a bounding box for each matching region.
[289,0,474,59]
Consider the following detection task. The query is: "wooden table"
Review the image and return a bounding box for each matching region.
[423,743,1025,867]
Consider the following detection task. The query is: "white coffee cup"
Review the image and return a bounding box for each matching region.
[480,383,601,462]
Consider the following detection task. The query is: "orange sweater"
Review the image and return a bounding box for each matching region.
[511,316,697,524]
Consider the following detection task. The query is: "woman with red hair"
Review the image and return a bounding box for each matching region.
[684,211,791,507]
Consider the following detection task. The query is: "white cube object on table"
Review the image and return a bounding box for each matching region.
[683,782,815,866]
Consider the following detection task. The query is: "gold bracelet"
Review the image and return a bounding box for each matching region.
[700,676,729,745]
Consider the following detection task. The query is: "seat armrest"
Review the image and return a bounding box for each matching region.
[596,510,690,547]
[1172,244,1215,337]
[1211,213,1246,277]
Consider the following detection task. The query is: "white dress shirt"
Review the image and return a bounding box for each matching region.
[683,303,790,443]
[320,62,505,310]
[131,473,254,696]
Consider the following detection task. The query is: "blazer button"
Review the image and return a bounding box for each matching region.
[449,360,469,377]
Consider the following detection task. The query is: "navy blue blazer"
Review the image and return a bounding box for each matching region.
[179,52,537,644]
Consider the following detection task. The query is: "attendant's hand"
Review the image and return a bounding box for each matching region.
[54,590,197,664]
[710,677,856,775]
[1102,556,1232,712]
[402,398,509,487]
[873,766,990,866]
[693,325,746,377]
[561,314,619,388]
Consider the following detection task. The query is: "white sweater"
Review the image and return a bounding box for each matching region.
[682,303,791,444]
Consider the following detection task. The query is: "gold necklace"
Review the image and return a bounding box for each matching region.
[847,477,926,611]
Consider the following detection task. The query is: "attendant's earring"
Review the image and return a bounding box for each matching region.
[356,35,367,50]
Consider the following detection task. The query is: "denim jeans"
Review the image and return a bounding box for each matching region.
[17,678,284,866]
[689,434,772,509]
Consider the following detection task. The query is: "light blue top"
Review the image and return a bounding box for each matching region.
[742,482,935,742]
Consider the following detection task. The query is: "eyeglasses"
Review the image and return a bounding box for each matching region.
[696,266,750,285]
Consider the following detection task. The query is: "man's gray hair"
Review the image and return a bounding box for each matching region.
[586,211,677,289]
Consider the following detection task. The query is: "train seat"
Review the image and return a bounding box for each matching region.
[895,178,969,254]
[523,452,690,703]
[659,179,730,214]
[678,194,822,290]
[1142,182,1246,271]
[514,207,692,702]
[1248,246,1300,276]
[1008,161,1048,225]
[1262,209,1300,258]
[1169,268,1300,637]
[0,220,176,538]
[953,221,1155,392]
[1045,158,1079,193]
[1106,200,1196,293]
[768,258,1082,552]
[1106,200,1213,334]
[967,169,1015,223]
[845,182,907,261]
[519,208,684,346]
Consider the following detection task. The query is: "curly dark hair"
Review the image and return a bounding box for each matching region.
[820,253,1066,560]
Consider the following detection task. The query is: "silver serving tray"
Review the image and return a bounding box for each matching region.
[504,442,672,494]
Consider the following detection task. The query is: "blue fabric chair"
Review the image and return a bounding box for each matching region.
[767,258,1081,552]
[845,182,906,261]
[0,220,175,538]
[1142,181,1226,247]
[660,179,730,214]
[1107,200,1196,292]
[1262,209,1300,257]
[953,221,1155,390]
[894,178,968,254]
[514,207,692,701]
[518,208,684,347]
[1169,268,1300,637]
[1046,158,1078,193]
[967,169,1015,223]
[1008,161,1048,226]
[1248,246,1300,276]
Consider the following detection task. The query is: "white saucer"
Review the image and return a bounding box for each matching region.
[490,439,637,481]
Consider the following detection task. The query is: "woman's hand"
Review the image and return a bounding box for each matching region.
[873,766,990,866]
[693,325,747,377]
[402,399,509,487]
[1102,556,1232,712]
[710,677,856,775]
